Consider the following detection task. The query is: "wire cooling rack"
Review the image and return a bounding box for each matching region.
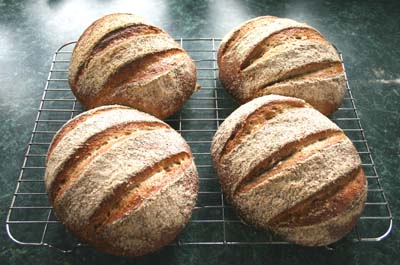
[6,38,393,252]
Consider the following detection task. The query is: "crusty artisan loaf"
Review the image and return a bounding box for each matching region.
[218,16,346,115]
[211,95,367,246]
[44,105,198,256]
[68,13,197,119]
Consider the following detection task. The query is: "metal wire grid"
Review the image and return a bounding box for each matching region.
[6,38,393,252]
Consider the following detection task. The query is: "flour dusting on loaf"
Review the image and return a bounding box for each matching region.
[69,13,197,119]
[218,16,346,115]
[45,105,198,256]
[211,95,367,246]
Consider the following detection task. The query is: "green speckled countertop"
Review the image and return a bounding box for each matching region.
[0,0,399,264]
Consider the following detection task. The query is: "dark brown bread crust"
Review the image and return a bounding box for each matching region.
[102,49,183,92]
[85,162,198,256]
[239,27,327,71]
[71,24,166,91]
[89,152,191,227]
[219,100,305,160]
[84,50,196,118]
[218,16,345,116]
[234,129,341,196]
[46,105,130,161]
[268,167,365,227]
[218,16,277,63]
[236,133,346,195]
[49,121,168,204]
[211,95,367,246]
[45,106,198,256]
[68,13,197,119]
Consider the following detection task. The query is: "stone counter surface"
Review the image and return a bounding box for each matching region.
[0,0,398,264]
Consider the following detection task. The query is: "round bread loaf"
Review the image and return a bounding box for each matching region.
[68,13,197,119]
[211,95,367,246]
[218,16,346,116]
[44,105,198,256]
